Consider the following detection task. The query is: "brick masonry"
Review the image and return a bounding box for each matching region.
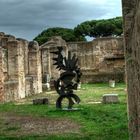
[0,33,42,102]
[41,36,125,83]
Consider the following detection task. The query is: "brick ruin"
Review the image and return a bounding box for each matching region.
[0,32,42,102]
[0,33,125,102]
[42,36,125,83]
[41,36,68,83]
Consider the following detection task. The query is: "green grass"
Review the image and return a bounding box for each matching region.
[0,83,129,140]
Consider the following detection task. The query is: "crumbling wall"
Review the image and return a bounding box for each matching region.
[0,32,42,102]
[41,36,68,83]
[41,36,124,83]
[67,37,125,83]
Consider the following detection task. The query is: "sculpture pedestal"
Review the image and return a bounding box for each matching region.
[61,108,81,111]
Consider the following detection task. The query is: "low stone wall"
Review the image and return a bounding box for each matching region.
[81,71,124,83]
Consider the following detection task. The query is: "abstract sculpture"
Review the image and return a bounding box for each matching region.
[51,47,82,109]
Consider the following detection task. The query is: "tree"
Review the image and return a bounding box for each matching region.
[122,0,140,140]
[34,27,86,45]
[93,20,116,37]
[74,21,92,36]
[74,17,123,38]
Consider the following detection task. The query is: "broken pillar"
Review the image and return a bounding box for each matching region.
[28,41,42,94]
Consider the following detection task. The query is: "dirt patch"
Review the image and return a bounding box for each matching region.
[0,113,80,136]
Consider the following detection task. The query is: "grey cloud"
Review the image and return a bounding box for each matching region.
[0,0,122,40]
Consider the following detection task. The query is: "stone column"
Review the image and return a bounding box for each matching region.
[122,0,140,139]
[0,47,4,102]
[28,41,42,94]
[17,38,29,75]
[7,40,25,99]
[1,35,16,82]
[41,47,51,83]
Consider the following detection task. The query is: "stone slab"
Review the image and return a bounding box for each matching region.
[33,98,49,105]
[102,94,119,104]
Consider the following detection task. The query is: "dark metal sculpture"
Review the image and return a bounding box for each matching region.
[51,47,82,109]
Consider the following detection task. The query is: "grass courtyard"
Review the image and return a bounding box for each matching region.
[0,83,129,140]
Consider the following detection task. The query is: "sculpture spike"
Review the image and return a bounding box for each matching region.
[53,58,58,61]
[53,62,58,65]
[50,51,59,55]
[56,66,60,69]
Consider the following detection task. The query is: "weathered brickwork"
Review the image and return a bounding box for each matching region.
[0,33,125,102]
[28,41,42,94]
[0,47,4,102]
[41,36,125,83]
[67,37,125,83]
[41,36,68,83]
[0,32,42,102]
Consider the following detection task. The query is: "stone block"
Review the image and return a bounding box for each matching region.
[42,83,51,91]
[77,82,81,89]
[109,80,115,88]
[33,98,49,105]
[102,94,119,104]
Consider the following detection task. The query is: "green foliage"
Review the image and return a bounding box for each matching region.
[34,17,123,45]
[34,27,86,45]
[0,83,129,140]
[74,17,123,38]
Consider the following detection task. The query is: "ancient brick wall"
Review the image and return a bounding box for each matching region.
[0,33,125,102]
[41,36,125,83]
[67,37,125,83]
[0,32,42,102]
[41,36,68,83]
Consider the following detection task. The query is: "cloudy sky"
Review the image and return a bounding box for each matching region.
[0,0,122,40]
